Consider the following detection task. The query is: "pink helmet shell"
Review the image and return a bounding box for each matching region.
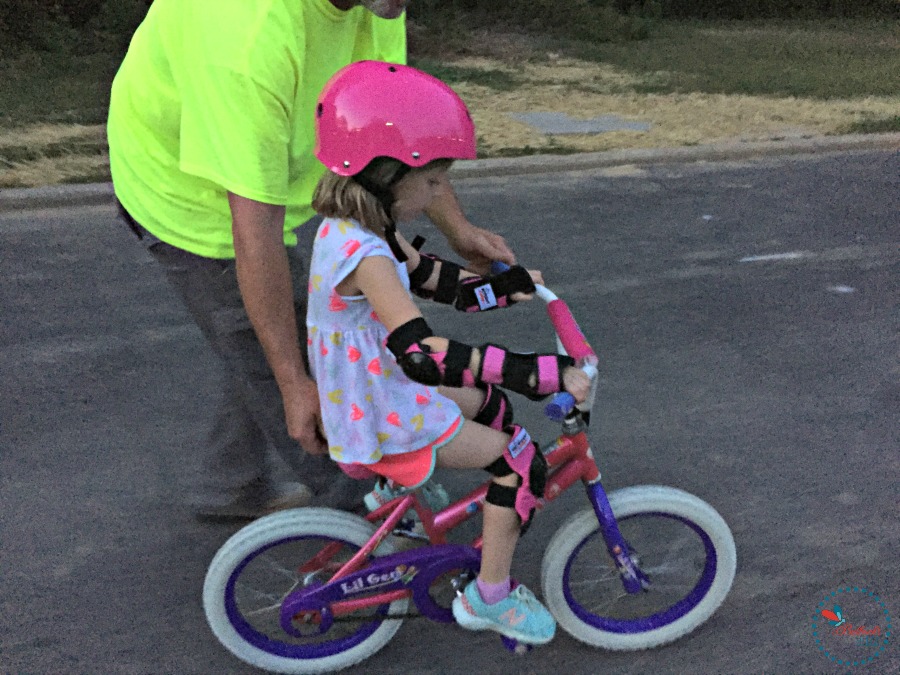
[315,61,477,176]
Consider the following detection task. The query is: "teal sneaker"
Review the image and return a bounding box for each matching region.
[452,581,556,645]
[364,479,450,512]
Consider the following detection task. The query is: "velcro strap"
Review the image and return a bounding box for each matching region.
[484,455,513,477]
[477,345,533,394]
[408,254,436,293]
[477,345,575,400]
[386,317,433,358]
[533,354,562,396]
[473,384,512,431]
[437,340,475,388]
[455,266,536,313]
[433,260,463,305]
[485,482,517,508]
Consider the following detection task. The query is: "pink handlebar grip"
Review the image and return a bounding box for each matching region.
[547,299,595,361]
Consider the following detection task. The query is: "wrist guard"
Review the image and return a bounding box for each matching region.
[455,265,536,312]
[408,255,536,313]
[408,253,463,304]
[477,345,575,401]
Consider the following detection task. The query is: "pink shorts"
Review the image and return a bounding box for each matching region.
[338,415,462,489]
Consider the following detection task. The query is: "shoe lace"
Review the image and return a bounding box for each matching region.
[508,585,542,610]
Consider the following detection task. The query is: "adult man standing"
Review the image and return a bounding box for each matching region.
[107,0,514,520]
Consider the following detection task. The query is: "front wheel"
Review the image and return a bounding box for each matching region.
[541,485,736,650]
[203,508,408,674]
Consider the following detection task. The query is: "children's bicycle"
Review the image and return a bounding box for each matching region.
[202,272,737,674]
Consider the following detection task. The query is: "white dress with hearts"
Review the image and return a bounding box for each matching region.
[307,217,463,467]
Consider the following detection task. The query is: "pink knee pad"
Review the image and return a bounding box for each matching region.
[484,425,547,526]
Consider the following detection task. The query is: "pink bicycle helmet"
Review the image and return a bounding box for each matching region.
[315,61,477,176]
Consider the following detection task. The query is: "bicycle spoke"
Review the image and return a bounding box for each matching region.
[560,511,715,624]
[242,579,302,617]
[258,552,305,582]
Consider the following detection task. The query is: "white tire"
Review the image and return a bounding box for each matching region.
[541,485,736,650]
[203,508,407,674]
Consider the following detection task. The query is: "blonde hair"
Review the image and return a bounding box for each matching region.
[312,157,453,234]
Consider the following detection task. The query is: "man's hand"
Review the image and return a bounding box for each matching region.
[283,379,328,455]
[425,174,516,275]
[446,223,516,275]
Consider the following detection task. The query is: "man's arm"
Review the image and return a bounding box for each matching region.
[424,173,516,273]
[228,193,327,455]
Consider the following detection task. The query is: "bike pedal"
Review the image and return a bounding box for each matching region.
[500,635,533,655]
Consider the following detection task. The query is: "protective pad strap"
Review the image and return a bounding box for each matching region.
[430,341,477,388]
[478,345,576,401]
[455,265,536,313]
[473,384,513,431]
[408,254,436,294]
[485,482,516,507]
[434,259,463,305]
[386,317,433,356]
[387,319,477,388]
[408,253,463,304]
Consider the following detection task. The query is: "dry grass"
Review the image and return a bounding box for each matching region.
[1,23,898,188]
[0,123,106,148]
[0,153,109,189]
[0,124,107,187]
[450,56,900,155]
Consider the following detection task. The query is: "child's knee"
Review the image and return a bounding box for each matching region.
[482,425,546,533]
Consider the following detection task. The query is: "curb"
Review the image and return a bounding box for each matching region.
[1,133,897,213]
[450,132,900,179]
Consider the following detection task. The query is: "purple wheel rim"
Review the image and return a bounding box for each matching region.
[562,512,718,634]
[225,536,388,659]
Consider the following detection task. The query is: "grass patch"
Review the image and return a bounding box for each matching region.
[0,52,121,127]
[561,20,900,99]
[838,115,900,134]
[1,18,897,188]
[410,59,520,91]
[478,139,583,159]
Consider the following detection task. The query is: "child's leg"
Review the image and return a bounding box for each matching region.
[435,417,556,643]
[433,421,522,584]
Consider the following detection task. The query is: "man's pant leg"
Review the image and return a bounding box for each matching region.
[145,236,367,511]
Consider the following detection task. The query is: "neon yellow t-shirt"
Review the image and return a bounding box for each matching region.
[107,0,406,258]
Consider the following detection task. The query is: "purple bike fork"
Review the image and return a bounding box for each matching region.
[585,480,650,594]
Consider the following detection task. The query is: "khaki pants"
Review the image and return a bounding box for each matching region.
[119,206,366,511]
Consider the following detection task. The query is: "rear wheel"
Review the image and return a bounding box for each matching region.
[203,508,407,674]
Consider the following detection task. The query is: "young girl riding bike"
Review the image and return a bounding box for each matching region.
[307,61,590,645]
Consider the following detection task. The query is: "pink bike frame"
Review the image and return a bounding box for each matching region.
[295,289,601,621]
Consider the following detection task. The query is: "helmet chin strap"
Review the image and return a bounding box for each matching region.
[352,164,412,262]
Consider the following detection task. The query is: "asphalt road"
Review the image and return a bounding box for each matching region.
[2,149,897,674]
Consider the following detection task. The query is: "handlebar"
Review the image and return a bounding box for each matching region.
[489,262,597,421]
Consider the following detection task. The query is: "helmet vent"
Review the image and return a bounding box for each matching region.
[388,66,397,72]
[317,103,323,117]
[343,161,351,168]
[412,152,420,159]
